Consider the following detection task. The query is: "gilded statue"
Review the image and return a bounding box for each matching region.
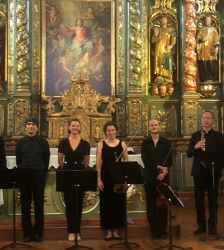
[46,96,56,114]
[196,15,220,83]
[151,16,177,84]
[95,124,100,139]
[59,124,64,139]
[104,96,117,115]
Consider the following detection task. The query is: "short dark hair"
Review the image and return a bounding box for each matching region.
[25,117,39,127]
[103,121,118,135]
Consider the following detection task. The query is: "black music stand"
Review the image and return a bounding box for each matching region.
[0,168,33,250]
[108,161,143,250]
[155,183,193,250]
[200,162,224,242]
[56,170,97,250]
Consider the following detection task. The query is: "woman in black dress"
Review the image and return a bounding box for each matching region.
[96,121,128,240]
[58,118,90,241]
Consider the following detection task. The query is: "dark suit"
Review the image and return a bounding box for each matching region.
[16,135,50,238]
[141,135,172,235]
[187,129,224,229]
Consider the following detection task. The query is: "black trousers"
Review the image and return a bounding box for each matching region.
[193,171,219,229]
[144,182,168,233]
[20,169,46,237]
[64,187,84,233]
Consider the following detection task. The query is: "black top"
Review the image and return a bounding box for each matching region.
[58,138,90,169]
[141,135,172,183]
[0,136,6,169]
[101,140,123,188]
[187,129,224,177]
[16,134,50,172]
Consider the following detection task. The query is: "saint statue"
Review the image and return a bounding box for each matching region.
[59,124,64,139]
[196,15,220,83]
[151,16,177,83]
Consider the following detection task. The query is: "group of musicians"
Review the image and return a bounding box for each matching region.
[0,110,223,243]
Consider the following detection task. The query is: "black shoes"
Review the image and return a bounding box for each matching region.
[105,236,112,241]
[113,236,122,240]
[193,227,206,234]
[23,236,33,243]
[160,231,167,240]
[35,235,43,242]
[209,228,217,235]
[23,235,43,243]
[151,230,167,239]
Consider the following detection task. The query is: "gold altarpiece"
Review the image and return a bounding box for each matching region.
[44,74,119,146]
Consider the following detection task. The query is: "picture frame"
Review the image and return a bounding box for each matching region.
[41,0,115,98]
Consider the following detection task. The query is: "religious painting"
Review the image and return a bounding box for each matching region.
[42,0,114,97]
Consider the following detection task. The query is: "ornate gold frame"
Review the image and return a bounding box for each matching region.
[41,0,115,98]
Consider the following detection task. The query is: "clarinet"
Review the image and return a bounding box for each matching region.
[201,127,205,151]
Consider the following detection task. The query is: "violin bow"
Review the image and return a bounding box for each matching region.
[161,134,178,168]
[116,127,141,162]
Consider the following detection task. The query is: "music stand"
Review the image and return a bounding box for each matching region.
[108,161,143,250]
[0,168,34,250]
[155,183,193,250]
[200,162,224,242]
[56,170,97,250]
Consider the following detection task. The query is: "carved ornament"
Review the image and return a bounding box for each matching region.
[195,0,218,14]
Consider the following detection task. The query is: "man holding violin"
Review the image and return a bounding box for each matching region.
[141,119,172,239]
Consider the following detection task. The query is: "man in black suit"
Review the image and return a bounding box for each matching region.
[187,111,224,235]
[141,119,172,239]
[16,118,50,243]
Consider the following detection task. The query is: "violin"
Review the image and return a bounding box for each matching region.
[156,168,168,208]
[156,136,177,207]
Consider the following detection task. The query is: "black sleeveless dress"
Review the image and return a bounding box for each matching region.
[99,140,125,229]
[58,138,90,233]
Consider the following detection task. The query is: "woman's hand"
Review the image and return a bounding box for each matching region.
[97,178,104,191]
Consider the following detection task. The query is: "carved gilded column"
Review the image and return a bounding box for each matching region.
[128,0,143,93]
[8,0,15,94]
[16,0,30,91]
[32,20,41,94]
[116,0,125,96]
[183,0,197,92]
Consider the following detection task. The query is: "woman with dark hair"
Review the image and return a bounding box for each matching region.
[96,121,128,240]
[58,119,90,241]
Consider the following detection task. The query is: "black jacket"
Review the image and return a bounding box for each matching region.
[141,135,172,183]
[16,134,50,172]
[187,129,224,177]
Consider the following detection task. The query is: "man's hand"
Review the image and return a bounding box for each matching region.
[157,172,165,181]
[194,140,206,150]
[163,167,169,175]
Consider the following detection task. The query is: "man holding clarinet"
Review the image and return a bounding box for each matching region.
[187,111,224,235]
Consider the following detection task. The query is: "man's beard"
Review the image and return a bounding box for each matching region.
[151,131,159,134]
